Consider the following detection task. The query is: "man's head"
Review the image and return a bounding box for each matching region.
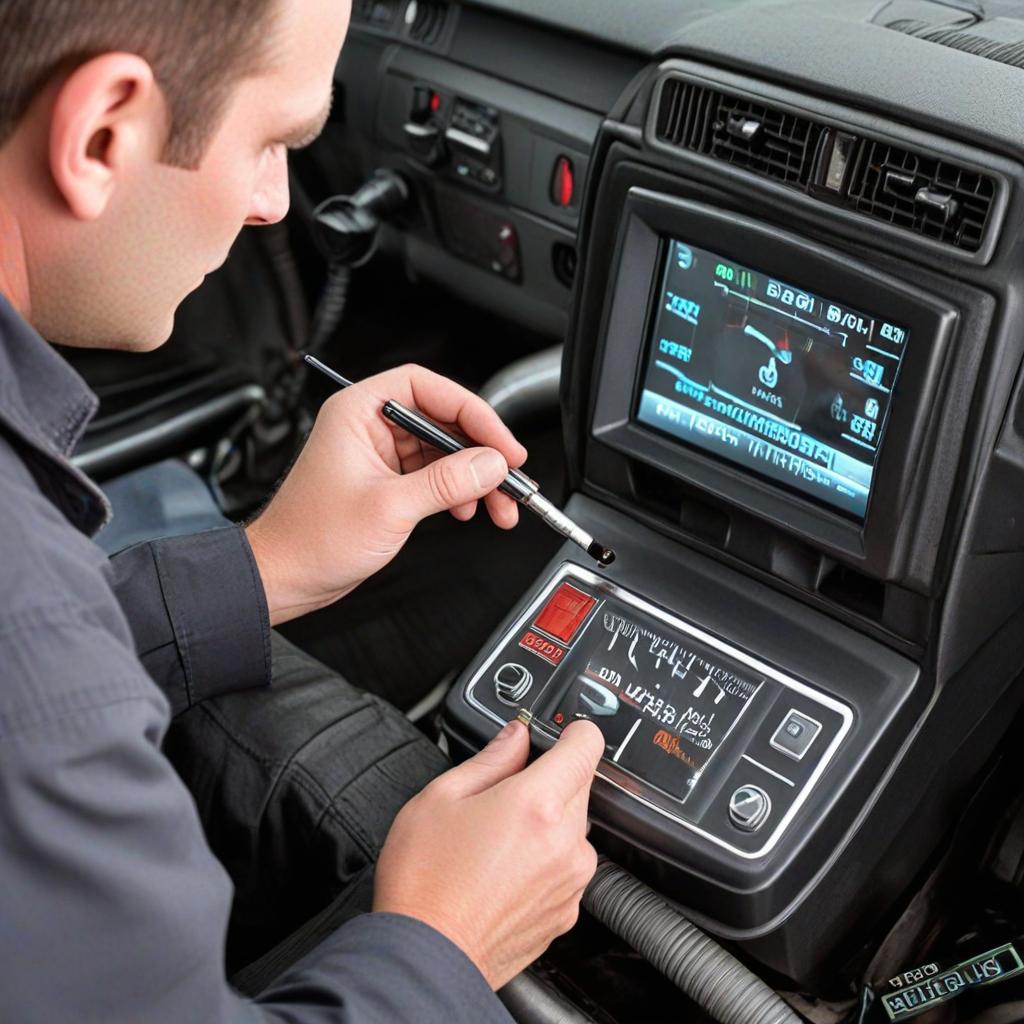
[0,0,350,350]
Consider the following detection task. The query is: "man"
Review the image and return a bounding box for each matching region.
[0,1,604,1021]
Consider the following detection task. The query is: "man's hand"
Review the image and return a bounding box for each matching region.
[245,364,528,625]
[373,719,605,990]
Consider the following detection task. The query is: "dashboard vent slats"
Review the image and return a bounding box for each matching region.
[656,80,823,189]
[653,76,997,255]
[708,94,822,188]
[846,139,995,251]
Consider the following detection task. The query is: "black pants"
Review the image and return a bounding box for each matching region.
[163,632,449,977]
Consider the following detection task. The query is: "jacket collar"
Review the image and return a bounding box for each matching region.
[0,294,110,534]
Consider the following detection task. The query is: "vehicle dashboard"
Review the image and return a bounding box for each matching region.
[312,0,1024,988]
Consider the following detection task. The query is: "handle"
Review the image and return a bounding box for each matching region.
[382,399,535,502]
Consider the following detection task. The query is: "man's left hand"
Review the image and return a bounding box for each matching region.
[244,364,528,626]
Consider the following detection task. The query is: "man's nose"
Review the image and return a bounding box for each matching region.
[246,145,291,226]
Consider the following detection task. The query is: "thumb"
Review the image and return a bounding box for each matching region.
[443,720,530,798]
[396,447,508,522]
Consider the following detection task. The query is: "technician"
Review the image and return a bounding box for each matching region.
[0,1,604,1021]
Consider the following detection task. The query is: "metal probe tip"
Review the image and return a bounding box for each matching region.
[587,541,616,568]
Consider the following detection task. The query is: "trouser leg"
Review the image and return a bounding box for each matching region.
[163,631,449,974]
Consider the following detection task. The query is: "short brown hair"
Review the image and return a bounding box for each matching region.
[0,0,278,168]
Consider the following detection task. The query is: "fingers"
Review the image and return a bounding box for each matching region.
[393,447,508,522]
[438,720,531,799]
[518,719,605,807]
[369,364,528,469]
[484,489,519,530]
[450,500,478,521]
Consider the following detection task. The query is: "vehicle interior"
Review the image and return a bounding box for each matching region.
[64,0,1024,1020]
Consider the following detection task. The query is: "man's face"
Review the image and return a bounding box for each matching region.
[31,0,350,351]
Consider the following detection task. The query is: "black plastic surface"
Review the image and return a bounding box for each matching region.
[444,495,921,934]
[331,0,1024,986]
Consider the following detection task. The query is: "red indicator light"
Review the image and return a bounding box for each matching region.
[551,156,575,208]
[533,583,595,643]
[519,631,565,666]
[554,712,565,725]
[429,91,441,113]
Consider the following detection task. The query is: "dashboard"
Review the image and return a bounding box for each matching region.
[320,0,1024,988]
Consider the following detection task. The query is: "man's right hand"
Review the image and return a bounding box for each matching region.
[373,718,605,990]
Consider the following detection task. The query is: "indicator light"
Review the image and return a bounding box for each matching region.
[551,155,575,208]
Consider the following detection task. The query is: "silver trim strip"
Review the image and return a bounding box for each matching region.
[612,719,642,763]
[741,754,795,787]
[464,563,854,860]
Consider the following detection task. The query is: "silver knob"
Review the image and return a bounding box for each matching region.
[728,785,772,832]
[494,663,533,706]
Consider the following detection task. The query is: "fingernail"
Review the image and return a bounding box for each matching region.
[471,450,506,489]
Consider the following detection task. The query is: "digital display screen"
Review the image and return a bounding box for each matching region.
[544,601,763,803]
[635,238,910,518]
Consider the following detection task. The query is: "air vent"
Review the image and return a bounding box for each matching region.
[846,139,996,251]
[404,0,448,45]
[653,75,998,255]
[656,79,823,189]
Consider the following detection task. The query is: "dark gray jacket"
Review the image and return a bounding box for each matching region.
[0,296,509,1024]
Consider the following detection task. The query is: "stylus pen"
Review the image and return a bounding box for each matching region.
[303,354,616,567]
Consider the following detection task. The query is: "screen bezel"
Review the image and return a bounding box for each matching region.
[634,237,910,521]
[590,189,958,564]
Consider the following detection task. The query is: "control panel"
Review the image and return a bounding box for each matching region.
[464,563,852,858]
[403,87,503,191]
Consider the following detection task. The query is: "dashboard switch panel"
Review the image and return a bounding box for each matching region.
[462,564,853,858]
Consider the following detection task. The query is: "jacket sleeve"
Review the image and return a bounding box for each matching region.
[105,525,272,715]
[0,603,513,1024]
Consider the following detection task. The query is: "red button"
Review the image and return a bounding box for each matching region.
[551,156,575,208]
[533,583,595,643]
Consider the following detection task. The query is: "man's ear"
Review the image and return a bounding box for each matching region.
[49,53,161,221]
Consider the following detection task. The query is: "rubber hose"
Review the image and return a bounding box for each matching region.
[499,969,598,1024]
[582,858,802,1024]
